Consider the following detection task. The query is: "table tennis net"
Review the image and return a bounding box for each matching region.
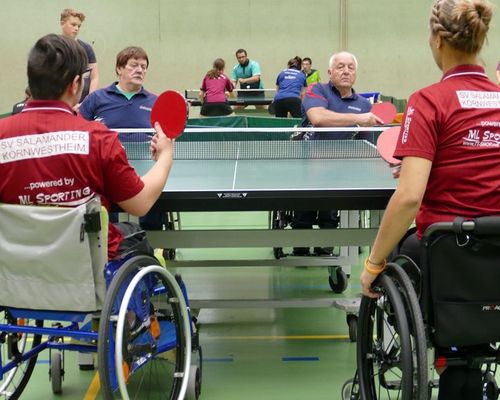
[123,139,380,161]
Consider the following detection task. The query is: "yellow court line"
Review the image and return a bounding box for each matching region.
[205,334,349,340]
[84,372,100,400]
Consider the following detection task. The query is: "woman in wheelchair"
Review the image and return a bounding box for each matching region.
[359,0,498,399]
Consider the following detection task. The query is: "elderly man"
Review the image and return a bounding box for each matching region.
[292,51,382,256]
[80,46,165,231]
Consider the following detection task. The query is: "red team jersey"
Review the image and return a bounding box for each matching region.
[0,100,145,258]
[394,65,500,238]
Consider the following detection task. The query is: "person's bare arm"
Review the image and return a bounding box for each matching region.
[238,74,261,85]
[88,62,99,93]
[117,123,174,216]
[307,106,383,127]
[360,156,432,298]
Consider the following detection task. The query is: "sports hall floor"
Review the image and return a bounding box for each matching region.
[20,210,448,400]
[21,210,363,400]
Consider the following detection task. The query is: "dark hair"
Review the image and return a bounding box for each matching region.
[235,48,247,56]
[115,46,149,74]
[303,57,312,64]
[206,58,225,79]
[287,56,302,70]
[430,0,493,53]
[28,34,88,100]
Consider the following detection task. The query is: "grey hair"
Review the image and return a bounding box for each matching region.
[329,52,359,69]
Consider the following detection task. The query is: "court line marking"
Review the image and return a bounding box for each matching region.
[231,143,240,190]
[203,335,349,340]
[83,372,100,400]
[282,356,320,362]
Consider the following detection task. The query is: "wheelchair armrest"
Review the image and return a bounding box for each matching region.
[472,216,500,235]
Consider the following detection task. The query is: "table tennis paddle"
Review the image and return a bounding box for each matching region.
[377,126,401,165]
[150,90,189,139]
[371,102,397,125]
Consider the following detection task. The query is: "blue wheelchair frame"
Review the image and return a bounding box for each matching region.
[0,251,199,399]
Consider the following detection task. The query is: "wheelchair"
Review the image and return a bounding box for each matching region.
[0,198,202,399]
[342,216,500,400]
[270,210,349,293]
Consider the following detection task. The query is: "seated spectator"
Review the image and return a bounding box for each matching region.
[273,56,307,118]
[199,58,234,117]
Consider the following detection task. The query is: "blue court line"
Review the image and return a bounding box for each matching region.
[37,359,49,364]
[282,356,320,362]
[203,357,234,362]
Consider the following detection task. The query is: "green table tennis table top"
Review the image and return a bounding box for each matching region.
[125,139,397,212]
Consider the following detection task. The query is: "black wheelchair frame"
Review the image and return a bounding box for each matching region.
[343,216,500,400]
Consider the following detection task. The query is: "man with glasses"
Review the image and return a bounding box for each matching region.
[80,46,165,231]
[291,51,382,256]
[80,46,154,130]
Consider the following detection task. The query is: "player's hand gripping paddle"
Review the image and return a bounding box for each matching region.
[377,126,401,166]
[150,90,189,139]
[371,102,397,125]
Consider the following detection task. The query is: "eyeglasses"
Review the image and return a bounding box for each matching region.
[81,67,92,79]
[125,62,148,72]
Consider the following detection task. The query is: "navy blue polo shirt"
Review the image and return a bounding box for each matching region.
[79,83,156,129]
[274,68,307,101]
[301,82,371,140]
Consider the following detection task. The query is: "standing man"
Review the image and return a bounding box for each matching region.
[0,34,174,261]
[231,48,265,108]
[302,57,321,86]
[291,51,382,256]
[60,8,99,102]
[80,46,164,231]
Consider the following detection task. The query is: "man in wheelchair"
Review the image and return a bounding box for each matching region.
[0,34,202,399]
[0,33,174,260]
[358,0,499,399]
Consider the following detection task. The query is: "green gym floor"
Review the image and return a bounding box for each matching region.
[18,211,395,399]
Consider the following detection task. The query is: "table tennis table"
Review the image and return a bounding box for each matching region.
[118,128,399,340]
[185,89,275,107]
[121,132,396,310]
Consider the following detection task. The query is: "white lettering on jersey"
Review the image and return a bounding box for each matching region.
[462,129,500,147]
[0,131,89,164]
[456,91,500,109]
[401,106,415,144]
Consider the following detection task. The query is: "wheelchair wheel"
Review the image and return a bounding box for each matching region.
[346,314,358,343]
[341,375,360,400]
[384,262,429,399]
[328,266,348,293]
[271,211,288,259]
[357,274,414,400]
[0,312,43,400]
[50,350,63,394]
[98,255,191,400]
